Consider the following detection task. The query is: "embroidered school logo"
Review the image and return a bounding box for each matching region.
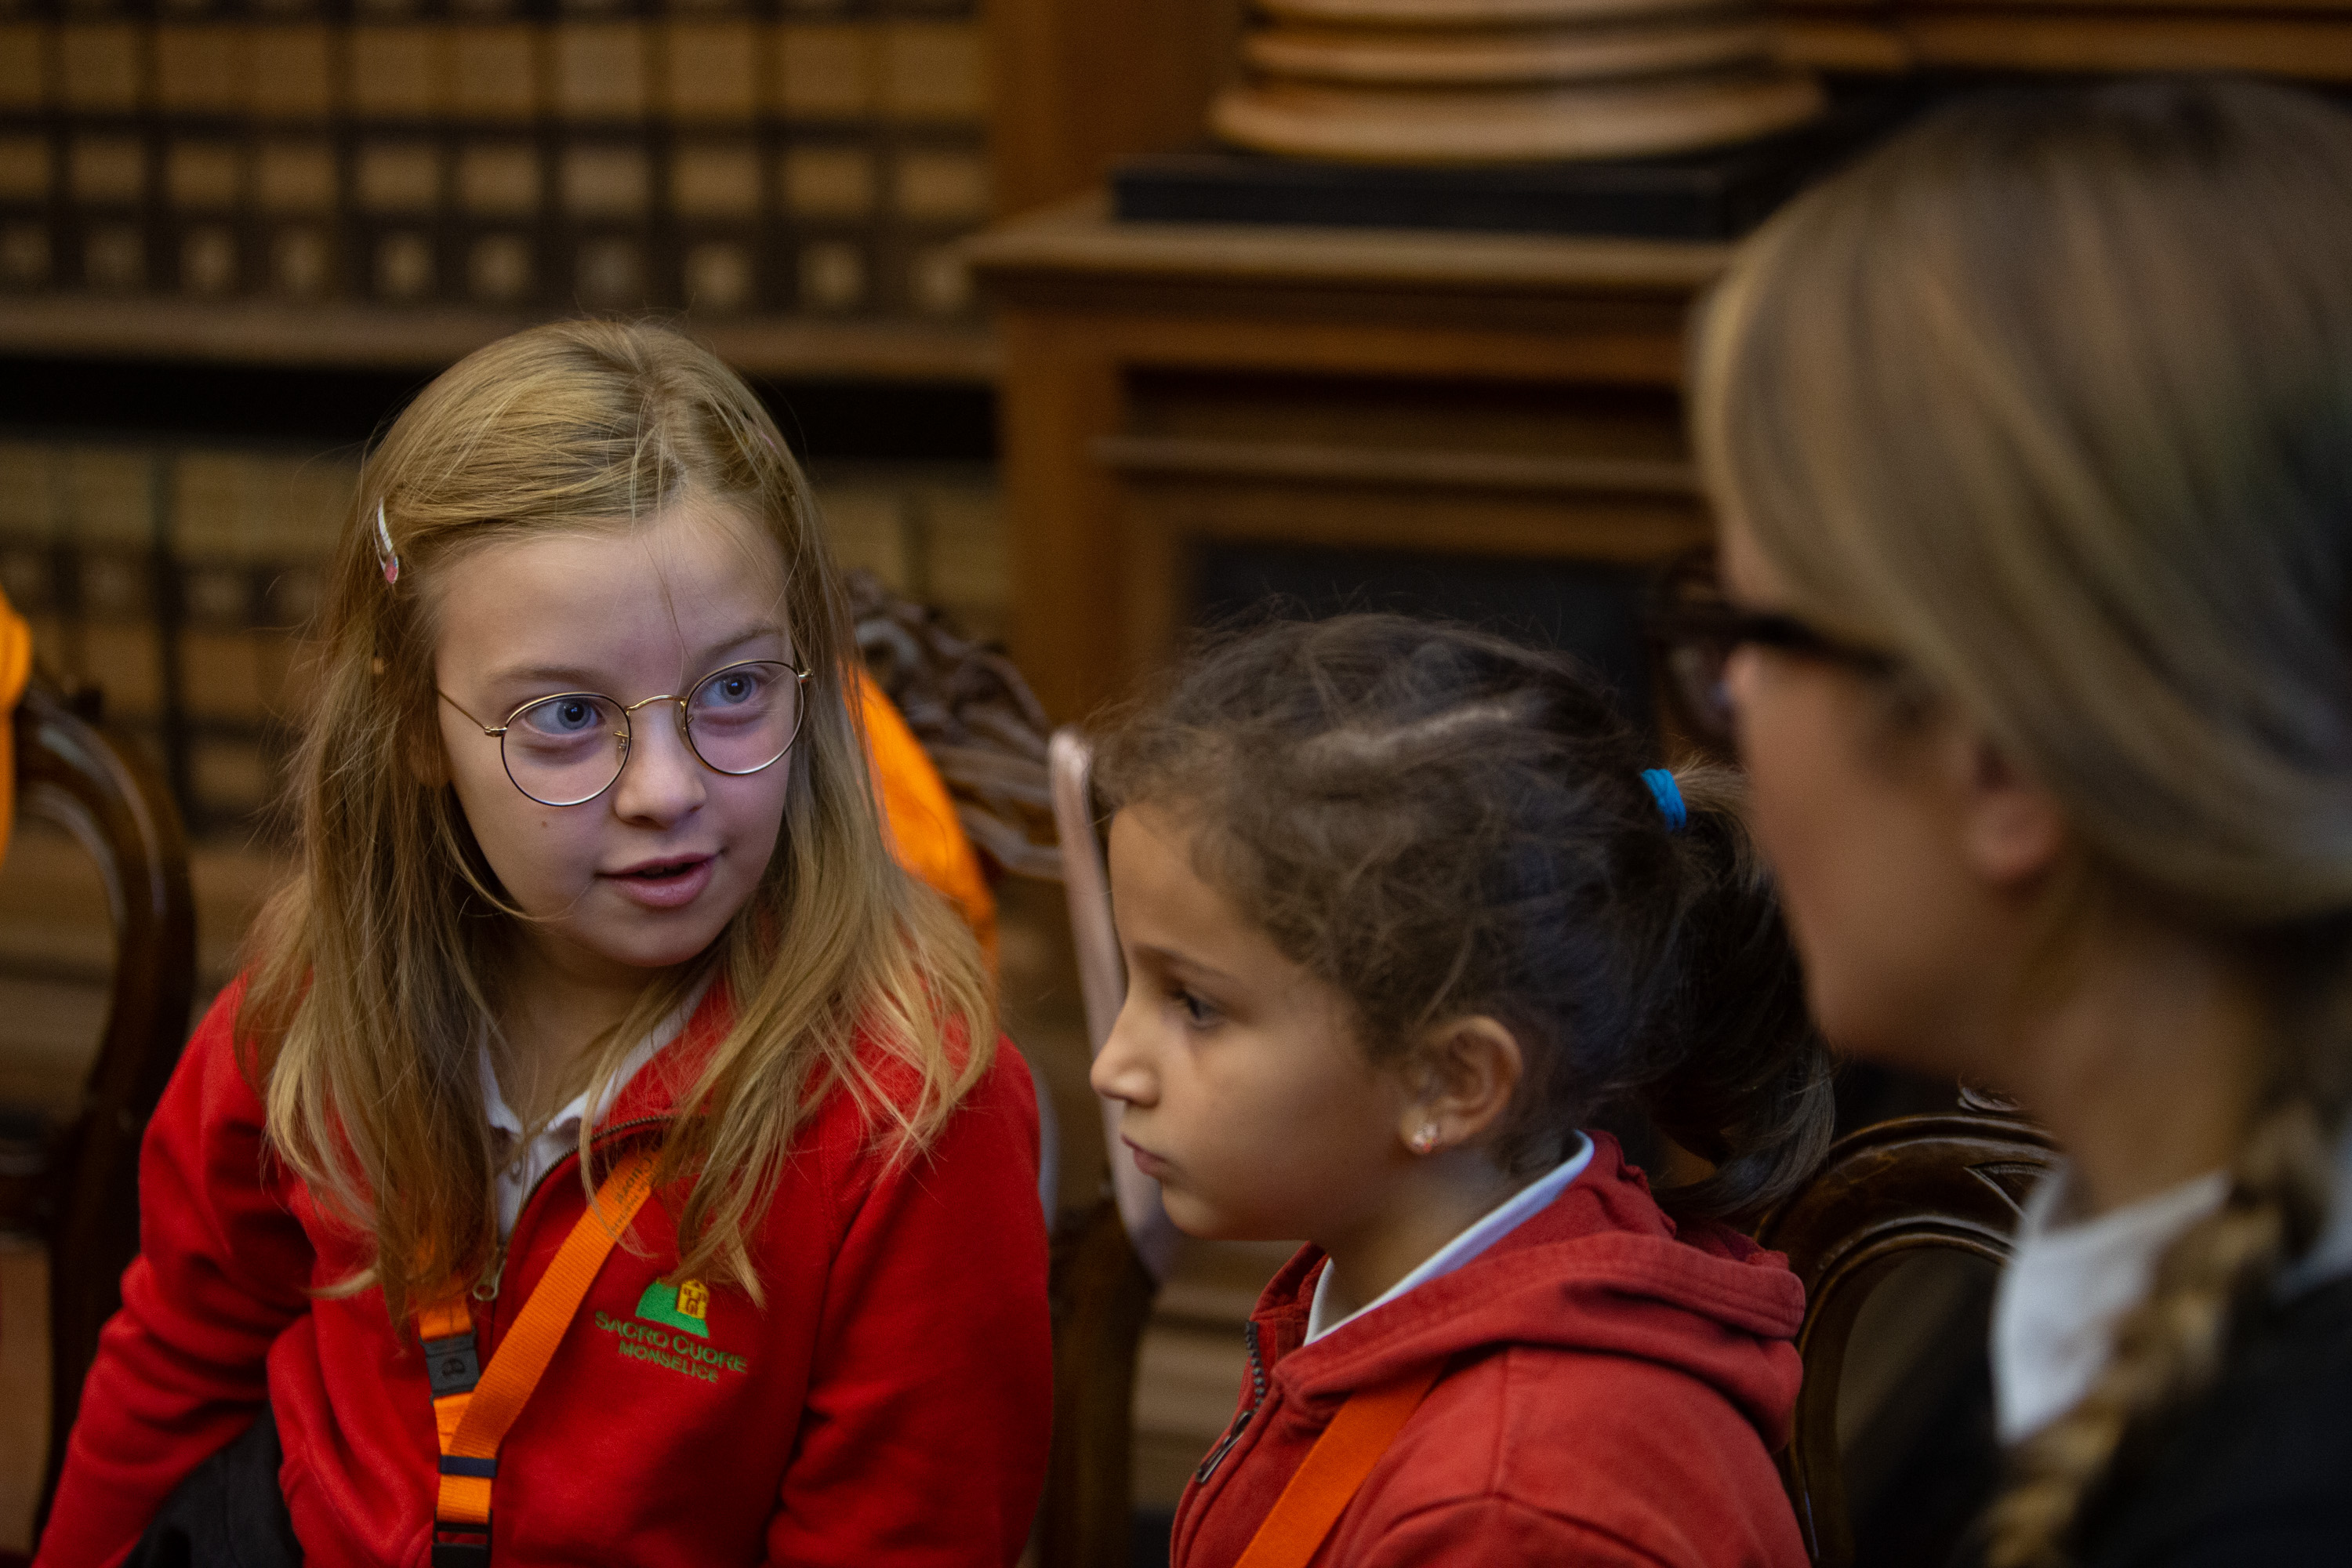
[591,1278,750,1385]
[633,1278,711,1338]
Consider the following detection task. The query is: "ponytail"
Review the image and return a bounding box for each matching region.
[1642,765,1835,1221]
[1988,1015,2341,1566]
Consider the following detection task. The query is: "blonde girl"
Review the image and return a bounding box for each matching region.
[38,321,1052,1568]
[1679,76,2352,1568]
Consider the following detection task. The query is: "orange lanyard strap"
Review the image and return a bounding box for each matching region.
[1231,1359,1445,1568]
[418,1150,659,1568]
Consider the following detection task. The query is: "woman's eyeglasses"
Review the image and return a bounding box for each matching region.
[440,659,813,808]
[1648,554,1899,745]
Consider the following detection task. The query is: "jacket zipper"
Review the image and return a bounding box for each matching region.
[476,1116,667,1348]
[1193,1320,1267,1485]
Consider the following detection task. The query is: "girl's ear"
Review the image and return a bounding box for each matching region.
[409,742,449,788]
[406,699,451,788]
[1397,1016,1524,1155]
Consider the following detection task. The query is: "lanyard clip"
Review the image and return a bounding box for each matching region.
[423,1330,481,1399]
[432,1526,491,1568]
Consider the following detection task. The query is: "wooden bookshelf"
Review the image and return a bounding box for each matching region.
[0,296,998,383]
[967,195,1722,722]
[0,9,999,375]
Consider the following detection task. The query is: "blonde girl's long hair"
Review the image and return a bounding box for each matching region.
[1693,78,2352,1566]
[240,319,994,1323]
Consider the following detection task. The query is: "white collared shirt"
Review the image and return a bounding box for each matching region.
[1991,1128,2352,1444]
[1305,1132,1595,1344]
[476,977,710,1239]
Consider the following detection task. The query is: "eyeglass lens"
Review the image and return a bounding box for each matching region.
[1664,640,1737,743]
[499,660,802,807]
[1652,555,1739,746]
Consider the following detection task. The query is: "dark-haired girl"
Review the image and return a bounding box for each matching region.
[1090,615,1828,1567]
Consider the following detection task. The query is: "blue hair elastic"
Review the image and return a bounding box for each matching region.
[1641,768,1687,833]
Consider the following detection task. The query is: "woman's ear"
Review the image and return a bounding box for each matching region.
[1397,1016,1525,1155]
[1944,724,2067,891]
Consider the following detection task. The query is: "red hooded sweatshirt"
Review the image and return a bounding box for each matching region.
[36,978,1053,1568]
[1171,1135,1806,1568]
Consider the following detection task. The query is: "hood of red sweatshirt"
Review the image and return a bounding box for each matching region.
[1170,1134,1809,1568]
[1248,1132,1804,1450]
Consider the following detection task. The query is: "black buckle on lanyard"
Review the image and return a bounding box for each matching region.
[423,1332,481,1399]
[431,1526,491,1568]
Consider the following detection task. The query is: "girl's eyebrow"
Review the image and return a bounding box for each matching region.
[487,627,788,693]
[488,661,603,691]
[693,624,790,663]
[1133,942,1242,991]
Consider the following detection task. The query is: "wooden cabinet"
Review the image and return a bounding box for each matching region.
[966,194,1722,721]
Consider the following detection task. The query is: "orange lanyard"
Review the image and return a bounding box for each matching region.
[416,1150,659,1568]
[1230,1359,1444,1568]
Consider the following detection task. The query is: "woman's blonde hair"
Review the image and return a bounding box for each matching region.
[240,319,993,1323]
[1693,78,2352,1566]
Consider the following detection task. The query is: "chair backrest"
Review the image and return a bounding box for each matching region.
[1047,728,1182,1283]
[848,571,1062,882]
[1037,726,1184,1568]
[1752,1097,2056,1568]
[11,679,197,1527]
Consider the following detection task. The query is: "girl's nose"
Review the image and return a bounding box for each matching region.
[609,702,707,826]
[1091,997,1156,1107]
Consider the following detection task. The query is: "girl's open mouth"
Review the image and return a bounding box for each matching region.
[604,855,716,909]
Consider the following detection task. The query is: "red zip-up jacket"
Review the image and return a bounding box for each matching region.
[1173,1135,1807,1568]
[36,977,1053,1568]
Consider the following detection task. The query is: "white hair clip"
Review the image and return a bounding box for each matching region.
[373,500,400,586]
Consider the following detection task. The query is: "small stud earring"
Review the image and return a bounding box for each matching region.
[1408,1123,1439,1155]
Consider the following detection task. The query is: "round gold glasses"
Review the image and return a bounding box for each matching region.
[439,660,813,807]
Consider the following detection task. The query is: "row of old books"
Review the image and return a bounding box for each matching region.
[4,2,955,12]
[0,435,1005,834]
[0,13,990,314]
[0,0,943,13]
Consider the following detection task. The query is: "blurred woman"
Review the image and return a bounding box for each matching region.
[1675,77,2352,1567]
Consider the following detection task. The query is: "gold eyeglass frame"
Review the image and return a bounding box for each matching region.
[438,659,815,808]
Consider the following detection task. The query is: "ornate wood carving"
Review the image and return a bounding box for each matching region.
[1755,1105,2060,1568]
[1212,0,1823,162]
[846,570,1062,881]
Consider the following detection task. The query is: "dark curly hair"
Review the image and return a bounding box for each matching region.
[1094,613,1832,1219]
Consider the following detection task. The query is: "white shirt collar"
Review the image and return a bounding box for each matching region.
[477,974,711,1238]
[1991,1127,2352,1445]
[1305,1131,1595,1345]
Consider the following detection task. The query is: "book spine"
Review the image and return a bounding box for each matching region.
[39,2,988,316]
[165,446,355,830]
[0,24,58,294]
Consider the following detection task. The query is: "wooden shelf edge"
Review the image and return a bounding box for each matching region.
[1095,433,1700,496]
[0,297,1003,385]
[964,192,1733,297]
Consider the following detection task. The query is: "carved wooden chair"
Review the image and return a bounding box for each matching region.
[848,573,1062,888]
[1752,1093,2057,1568]
[0,677,198,1540]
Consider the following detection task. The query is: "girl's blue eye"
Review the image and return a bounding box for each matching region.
[702,670,763,708]
[517,695,611,737]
